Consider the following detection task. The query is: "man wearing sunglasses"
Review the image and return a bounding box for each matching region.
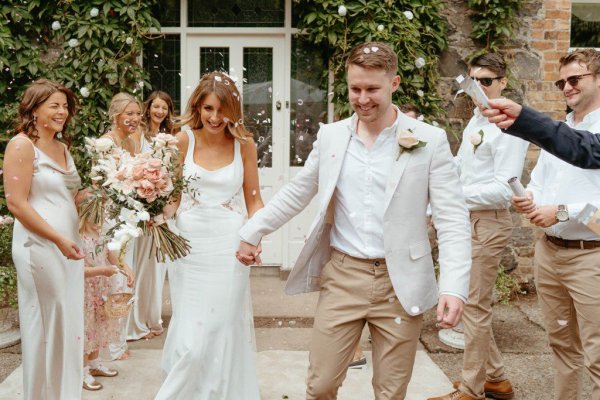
[509,49,600,400]
[482,56,600,169]
[431,53,528,400]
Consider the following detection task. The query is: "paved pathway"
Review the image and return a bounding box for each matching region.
[0,271,453,399]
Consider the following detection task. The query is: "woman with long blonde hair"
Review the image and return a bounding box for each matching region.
[100,92,143,362]
[156,72,263,399]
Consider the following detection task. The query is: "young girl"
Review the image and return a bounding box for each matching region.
[81,219,134,391]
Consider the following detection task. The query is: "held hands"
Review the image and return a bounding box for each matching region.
[480,98,523,130]
[436,294,465,329]
[56,236,85,261]
[236,241,262,266]
[100,265,120,278]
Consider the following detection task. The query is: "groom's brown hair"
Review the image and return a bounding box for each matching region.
[345,42,398,75]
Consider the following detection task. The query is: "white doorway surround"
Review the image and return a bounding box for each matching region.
[183,34,319,269]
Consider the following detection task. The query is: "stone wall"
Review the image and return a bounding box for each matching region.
[438,0,572,282]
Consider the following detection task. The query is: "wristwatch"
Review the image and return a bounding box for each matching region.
[556,204,569,222]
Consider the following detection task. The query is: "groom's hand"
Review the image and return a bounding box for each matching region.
[436,294,465,329]
[236,241,262,266]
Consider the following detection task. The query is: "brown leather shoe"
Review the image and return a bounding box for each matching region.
[427,390,479,400]
[452,379,514,399]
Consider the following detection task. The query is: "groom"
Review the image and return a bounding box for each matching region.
[237,42,471,399]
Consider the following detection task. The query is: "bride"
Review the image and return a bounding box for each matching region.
[156,71,263,399]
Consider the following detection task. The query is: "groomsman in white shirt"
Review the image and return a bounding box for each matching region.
[431,53,528,400]
[512,49,600,400]
[237,42,472,399]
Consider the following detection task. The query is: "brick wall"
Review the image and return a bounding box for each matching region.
[439,0,572,282]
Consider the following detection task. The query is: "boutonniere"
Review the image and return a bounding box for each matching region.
[397,128,427,160]
[470,129,485,152]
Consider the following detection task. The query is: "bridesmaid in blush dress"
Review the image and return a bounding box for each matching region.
[4,79,86,400]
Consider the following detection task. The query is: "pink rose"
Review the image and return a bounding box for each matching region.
[131,166,144,180]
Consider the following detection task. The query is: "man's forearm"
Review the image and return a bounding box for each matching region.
[506,106,600,169]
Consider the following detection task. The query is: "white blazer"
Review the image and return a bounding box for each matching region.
[240,112,471,316]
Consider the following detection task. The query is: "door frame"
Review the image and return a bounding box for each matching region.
[183,34,290,266]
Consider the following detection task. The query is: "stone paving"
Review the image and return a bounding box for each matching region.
[1,269,594,399]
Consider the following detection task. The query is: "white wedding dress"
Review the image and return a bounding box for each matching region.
[156,130,260,400]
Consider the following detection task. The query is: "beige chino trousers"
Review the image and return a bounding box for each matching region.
[459,209,513,399]
[535,237,600,400]
[306,250,423,400]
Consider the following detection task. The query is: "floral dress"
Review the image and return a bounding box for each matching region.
[83,236,121,355]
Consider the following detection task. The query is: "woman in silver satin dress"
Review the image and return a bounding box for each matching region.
[4,79,86,400]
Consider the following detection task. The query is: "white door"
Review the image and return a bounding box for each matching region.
[184,35,286,265]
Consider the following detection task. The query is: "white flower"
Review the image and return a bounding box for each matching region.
[125,37,134,45]
[51,21,61,31]
[68,38,79,48]
[416,89,424,97]
[417,115,425,121]
[79,87,90,98]
[415,57,426,69]
[338,5,347,16]
[0,216,14,225]
[137,211,150,222]
[377,24,384,32]
[432,121,440,127]
[398,129,420,149]
[90,7,99,17]
[119,208,141,225]
[363,47,371,54]
[107,241,122,251]
[470,133,482,146]
[94,137,113,152]
[138,80,144,88]
[404,11,414,20]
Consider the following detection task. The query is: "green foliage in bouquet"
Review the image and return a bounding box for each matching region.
[0,0,161,196]
[293,0,448,119]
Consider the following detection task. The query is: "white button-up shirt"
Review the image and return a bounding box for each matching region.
[456,108,529,210]
[330,111,400,259]
[527,107,600,240]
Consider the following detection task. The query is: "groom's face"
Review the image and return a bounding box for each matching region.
[347,64,400,124]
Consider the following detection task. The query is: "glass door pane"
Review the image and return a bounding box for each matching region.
[243,48,273,168]
[199,47,230,75]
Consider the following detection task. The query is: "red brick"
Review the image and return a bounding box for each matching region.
[531,30,545,40]
[532,40,556,50]
[544,91,564,101]
[546,10,571,19]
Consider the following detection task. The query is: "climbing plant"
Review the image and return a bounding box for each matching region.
[293,0,448,119]
[0,0,161,193]
[467,0,522,52]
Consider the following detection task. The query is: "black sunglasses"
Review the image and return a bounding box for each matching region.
[554,73,593,90]
[469,76,504,87]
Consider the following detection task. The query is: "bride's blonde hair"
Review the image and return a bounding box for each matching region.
[178,71,250,142]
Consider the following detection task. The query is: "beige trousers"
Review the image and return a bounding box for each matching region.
[459,209,513,399]
[306,250,423,400]
[535,237,600,400]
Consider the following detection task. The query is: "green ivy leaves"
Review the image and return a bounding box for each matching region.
[293,0,448,119]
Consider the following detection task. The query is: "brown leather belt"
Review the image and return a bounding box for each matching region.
[545,234,600,250]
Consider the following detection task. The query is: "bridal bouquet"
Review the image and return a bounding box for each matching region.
[83,133,191,263]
